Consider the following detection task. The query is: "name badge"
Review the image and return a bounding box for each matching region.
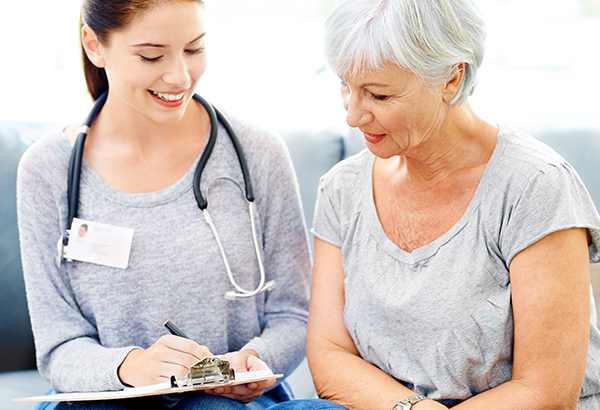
[65,218,134,269]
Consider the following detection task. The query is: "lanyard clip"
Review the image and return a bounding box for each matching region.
[55,231,72,268]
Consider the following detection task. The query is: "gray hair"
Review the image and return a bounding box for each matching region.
[324,0,486,105]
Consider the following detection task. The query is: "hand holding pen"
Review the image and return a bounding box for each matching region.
[164,320,189,338]
[164,320,276,403]
[116,320,212,388]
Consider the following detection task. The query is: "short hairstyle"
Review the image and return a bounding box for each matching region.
[324,0,486,105]
[80,0,203,101]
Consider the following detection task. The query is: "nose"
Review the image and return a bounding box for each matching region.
[344,91,373,129]
[163,55,191,87]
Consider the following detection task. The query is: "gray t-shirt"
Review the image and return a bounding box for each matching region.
[17,112,311,393]
[312,126,600,407]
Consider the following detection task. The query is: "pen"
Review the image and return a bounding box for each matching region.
[164,320,189,339]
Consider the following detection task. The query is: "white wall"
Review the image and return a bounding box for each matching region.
[0,0,598,130]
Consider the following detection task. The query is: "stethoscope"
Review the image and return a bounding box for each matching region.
[58,91,276,300]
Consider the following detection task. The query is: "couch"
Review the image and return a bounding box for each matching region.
[1,120,599,409]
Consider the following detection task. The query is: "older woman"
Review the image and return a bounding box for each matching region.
[292,0,600,409]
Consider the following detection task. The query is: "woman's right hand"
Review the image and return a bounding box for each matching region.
[117,334,212,387]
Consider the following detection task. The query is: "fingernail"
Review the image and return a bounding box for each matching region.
[215,388,224,393]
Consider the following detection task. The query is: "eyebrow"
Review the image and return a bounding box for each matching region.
[131,33,206,48]
[341,77,391,89]
[359,82,392,89]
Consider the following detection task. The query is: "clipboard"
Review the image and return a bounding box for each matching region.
[13,371,282,403]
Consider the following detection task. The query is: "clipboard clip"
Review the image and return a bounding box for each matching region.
[170,356,236,388]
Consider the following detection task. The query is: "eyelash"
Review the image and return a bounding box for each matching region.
[340,82,389,101]
[186,47,205,56]
[139,47,205,63]
[140,55,161,63]
[371,93,389,101]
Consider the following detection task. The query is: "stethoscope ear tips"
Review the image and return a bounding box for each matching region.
[223,280,277,300]
[224,291,237,301]
[265,280,276,291]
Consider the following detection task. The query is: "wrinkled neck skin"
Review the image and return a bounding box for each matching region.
[381,103,498,191]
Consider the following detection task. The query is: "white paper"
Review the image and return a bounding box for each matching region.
[14,371,279,403]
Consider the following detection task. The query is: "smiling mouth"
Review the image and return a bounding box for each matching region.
[361,131,386,144]
[150,90,185,102]
[363,131,385,138]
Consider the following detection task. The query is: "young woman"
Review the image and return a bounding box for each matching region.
[16,1,311,409]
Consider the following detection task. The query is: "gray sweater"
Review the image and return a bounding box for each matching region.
[17,113,311,393]
[313,126,600,407]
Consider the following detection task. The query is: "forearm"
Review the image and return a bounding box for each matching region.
[453,379,579,410]
[308,346,446,410]
[46,337,136,392]
[243,318,307,377]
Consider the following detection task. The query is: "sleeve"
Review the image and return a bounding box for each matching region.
[311,173,343,248]
[499,160,600,266]
[16,142,136,392]
[239,129,312,380]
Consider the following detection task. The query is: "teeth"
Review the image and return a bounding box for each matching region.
[152,91,185,101]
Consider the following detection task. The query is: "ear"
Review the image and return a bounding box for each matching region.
[442,63,465,102]
[81,25,106,68]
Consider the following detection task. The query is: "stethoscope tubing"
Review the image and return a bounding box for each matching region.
[65,91,108,245]
[63,91,274,299]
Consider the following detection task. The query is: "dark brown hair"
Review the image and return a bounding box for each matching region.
[80,0,202,101]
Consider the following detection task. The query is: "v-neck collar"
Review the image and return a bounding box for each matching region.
[362,126,507,264]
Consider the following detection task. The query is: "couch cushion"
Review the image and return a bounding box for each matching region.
[0,121,61,372]
[279,127,345,232]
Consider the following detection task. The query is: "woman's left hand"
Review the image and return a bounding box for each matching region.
[204,350,276,403]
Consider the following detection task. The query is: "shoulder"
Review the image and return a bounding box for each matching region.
[485,126,600,264]
[18,128,71,183]
[319,149,372,192]
[497,126,570,173]
[17,129,71,219]
[487,126,576,195]
[312,149,372,244]
[314,149,373,220]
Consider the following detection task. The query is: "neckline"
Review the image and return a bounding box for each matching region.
[58,130,203,208]
[363,126,507,264]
